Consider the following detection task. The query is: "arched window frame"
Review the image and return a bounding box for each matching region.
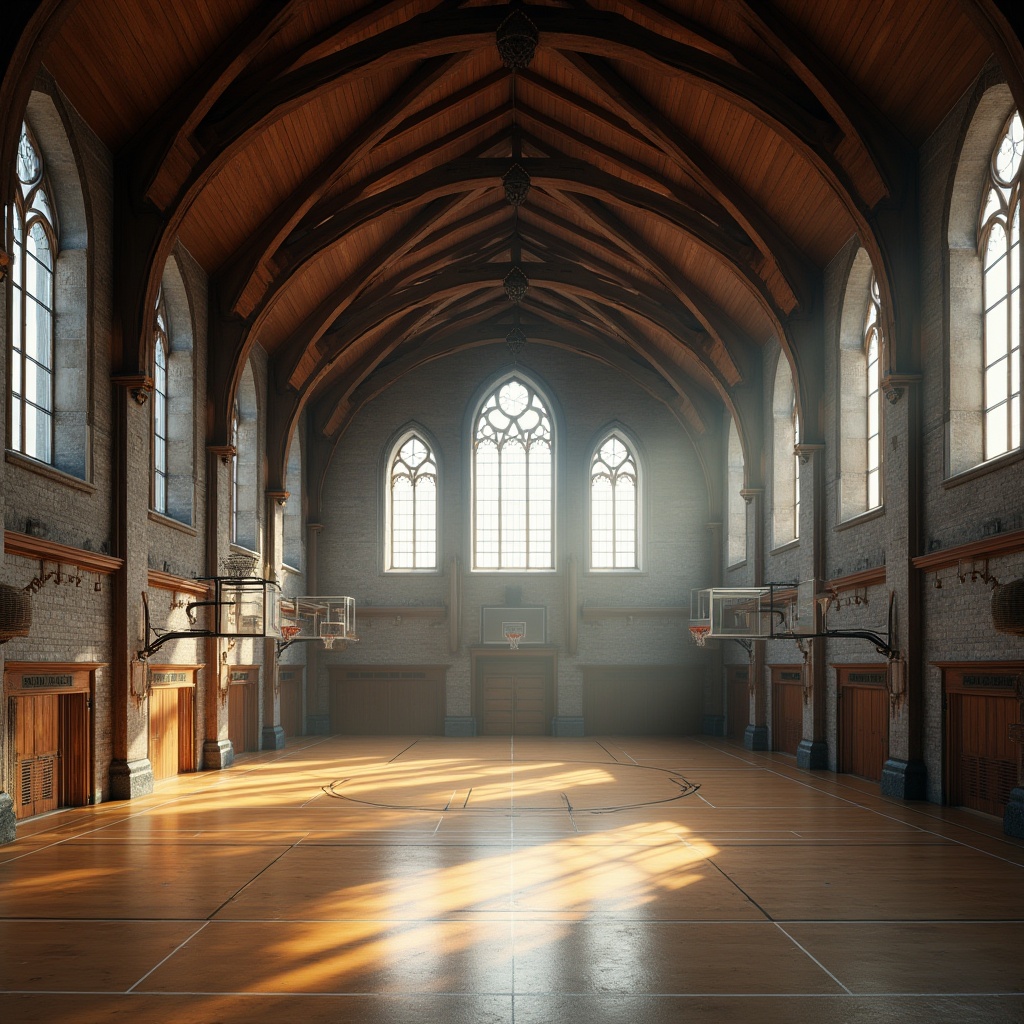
[152,289,169,515]
[588,429,640,572]
[865,272,883,510]
[10,121,58,465]
[726,417,746,566]
[385,430,439,572]
[978,109,1023,461]
[771,355,799,547]
[471,374,555,572]
[282,429,303,571]
[231,362,260,553]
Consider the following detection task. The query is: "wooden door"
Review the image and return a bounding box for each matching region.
[149,688,180,781]
[838,667,888,782]
[14,694,59,819]
[727,667,749,741]
[944,667,1021,817]
[58,692,91,808]
[482,672,548,735]
[329,668,445,735]
[228,683,257,753]
[771,667,804,756]
[280,672,303,736]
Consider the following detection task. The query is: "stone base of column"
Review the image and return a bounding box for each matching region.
[702,714,726,737]
[261,725,286,750]
[744,724,769,751]
[305,713,331,736]
[552,716,584,737]
[880,758,927,800]
[0,792,15,846]
[1004,786,1024,839]
[444,716,477,737]
[203,739,234,770]
[109,758,154,800]
[797,739,829,770]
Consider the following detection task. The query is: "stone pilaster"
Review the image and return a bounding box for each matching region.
[109,378,154,799]
[880,374,927,799]
[261,490,287,750]
[203,444,235,769]
[795,443,829,770]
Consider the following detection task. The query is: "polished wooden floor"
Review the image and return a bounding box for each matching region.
[2,735,1023,1022]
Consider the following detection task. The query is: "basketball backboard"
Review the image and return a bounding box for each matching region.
[280,596,358,648]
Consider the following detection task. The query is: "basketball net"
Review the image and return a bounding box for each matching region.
[689,624,711,647]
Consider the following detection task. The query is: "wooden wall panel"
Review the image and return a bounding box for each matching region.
[838,667,888,782]
[583,666,700,736]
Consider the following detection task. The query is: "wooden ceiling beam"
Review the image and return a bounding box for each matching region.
[556,50,814,314]
[282,156,757,279]
[728,0,908,204]
[218,51,473,317]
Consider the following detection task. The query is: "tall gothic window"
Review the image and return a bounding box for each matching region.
[865,272,883,508]
[387,433,438,570]
[10,123,56,463]
[473,377,553,570]
[590,432,638,570]
[980,109,1023,460]
[152,291,169,514]
[792,399,801,538]
[231,400,241,545]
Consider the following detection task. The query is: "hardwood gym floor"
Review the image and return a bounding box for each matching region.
[1,736,1023,1023]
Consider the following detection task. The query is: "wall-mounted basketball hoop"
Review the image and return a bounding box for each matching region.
[278,596,359,653]
[688,582,898,660]
[502,620,527,649]
[138,573,282,660]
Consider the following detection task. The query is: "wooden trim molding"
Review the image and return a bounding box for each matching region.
[912,528,1024,571]
[147,570,209,596]
[5,531,122,574]
[827,566,886,591]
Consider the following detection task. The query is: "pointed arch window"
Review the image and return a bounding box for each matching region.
[152,290,169,515]
[387,433,438,570]
[980,109,1023,460]
[590,433,638,570]
[473,377,553,570]
[865,272,883,508]
[10,123,56,464]
[792,399,801,537]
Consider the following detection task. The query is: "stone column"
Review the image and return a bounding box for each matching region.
[202,445,234,769]
[305,522,329,734]
[261,490,288,750]
[795,443,828,769]
[703,521,726,736]
[109,376,154,799]
[880,375,926,799]
[740,487,769,750]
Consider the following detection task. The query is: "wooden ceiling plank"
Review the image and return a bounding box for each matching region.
[218,51,472,316]
[557,49,813,313]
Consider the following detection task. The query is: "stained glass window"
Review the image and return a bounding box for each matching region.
[473,378,553,570]
[590,434,638,569]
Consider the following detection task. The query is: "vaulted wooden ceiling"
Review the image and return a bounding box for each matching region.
[31,0,996,464]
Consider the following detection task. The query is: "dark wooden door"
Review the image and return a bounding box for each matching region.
[329,669,445,735]
[15,694,59,819]
[481,672,547,735]
[58,692,91,808]
[838,670,888,782]
[948,691,1018,817]
[229,683,257,753]
[280,676,303,736]
[149,687,180,781]
[772,667,804,756]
